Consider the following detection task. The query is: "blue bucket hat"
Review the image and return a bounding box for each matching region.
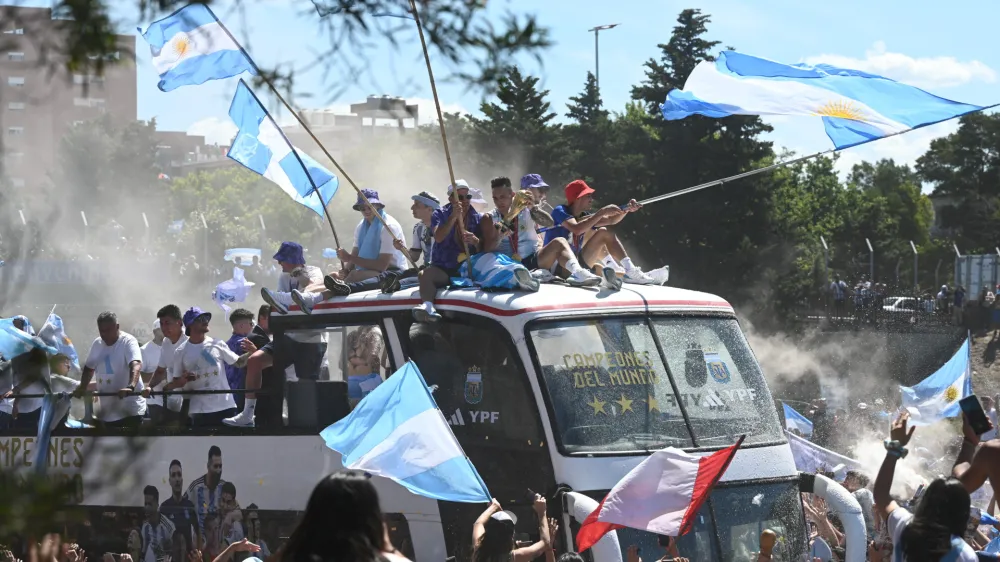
[411,191,441,210]
[353,188,384,211]
[520,173,549,190]
[182,306,211,336]
[273,241,305,265]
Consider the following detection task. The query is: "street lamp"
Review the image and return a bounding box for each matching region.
[587,23,620,92]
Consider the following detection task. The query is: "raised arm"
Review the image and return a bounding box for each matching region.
[874,412,914,520]
[513,494,551,562]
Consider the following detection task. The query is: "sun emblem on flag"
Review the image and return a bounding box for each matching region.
[171,34,193,58]
[945,385,959,402]
[814,100,866,122]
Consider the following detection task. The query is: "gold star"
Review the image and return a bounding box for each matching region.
[616,394,634,414]
[587,396,607,415]
[647,395,660,413]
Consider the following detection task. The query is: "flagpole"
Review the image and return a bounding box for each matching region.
[408,0,473,277]
[208,8,416,269]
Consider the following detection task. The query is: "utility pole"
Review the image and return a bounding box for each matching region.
[587,24,619,92]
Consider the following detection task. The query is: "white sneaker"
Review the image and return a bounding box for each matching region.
[222,410,255,428]
[260,288,288,314]
[531,269,556,283]
[291,290,314,315]
[513,268,540,292]
[624,267,656,285]
[412,305,442,323]
[601,267,623,291]
[567,269,602,287]
[646,266,670,285]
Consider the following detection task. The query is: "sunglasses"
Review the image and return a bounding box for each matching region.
[455,194,472,201]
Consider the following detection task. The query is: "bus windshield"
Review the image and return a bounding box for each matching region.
[529,315,783,453]
[615,480,807,562]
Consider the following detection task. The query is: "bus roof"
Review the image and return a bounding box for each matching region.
[298,283,733,319]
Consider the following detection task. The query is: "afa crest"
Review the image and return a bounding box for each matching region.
[465,366,483,405]
[704,352,731,384]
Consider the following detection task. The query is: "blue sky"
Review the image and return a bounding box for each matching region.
[120,0,998,177]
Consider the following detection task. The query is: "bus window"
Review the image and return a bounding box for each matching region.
[650,317,783,447]
[529,317,696,453]
[405,319,544,446]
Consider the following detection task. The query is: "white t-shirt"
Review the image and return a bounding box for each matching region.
[887,507,977,562]
[275,265,328,345]
[171,337,238,415]
[352,213,407,270]
[140,341,162,407]
[84,332,146,421]
[158,334,188,412]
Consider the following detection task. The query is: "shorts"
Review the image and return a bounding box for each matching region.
[428,264,461,278]
[348,373,383,399]
[261,335,327,380]
[522,253,539,271]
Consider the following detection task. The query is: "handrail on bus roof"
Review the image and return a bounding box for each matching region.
[6,388,270,399]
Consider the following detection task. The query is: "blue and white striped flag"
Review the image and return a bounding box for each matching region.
[0,317,56,361]
[782,402,814,438]
[321,361,491,503]
[457,252,527,289]
[786,431,862,480]
[37,313,80,372]
[227,80,339,218]
[900,338,972,426]
[139,3,257,92]
[662,51,985,150]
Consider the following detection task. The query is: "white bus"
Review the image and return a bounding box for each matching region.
[1,282,808,562]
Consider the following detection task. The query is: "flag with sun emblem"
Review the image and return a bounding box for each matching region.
[661,51,984,150]
[139,3,257,92]
[899,337,972,426]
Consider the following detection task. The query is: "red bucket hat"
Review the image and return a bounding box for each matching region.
[565,180,596,204]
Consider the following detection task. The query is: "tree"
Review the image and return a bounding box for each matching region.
[618,9,774,300]
[562,73,616,189]
[565,72,608,125]
[470,67,569,183]
[917,112,1000,253]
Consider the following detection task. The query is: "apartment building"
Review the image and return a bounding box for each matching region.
[0,5,136,193]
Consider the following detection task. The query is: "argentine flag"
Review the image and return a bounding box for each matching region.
[0,317,57,360]
[900,338,972,426]
[786,431,862,481]
[662,51,984,150]
[139,3,256,92]
[782,402,813,438]
[37,313,80,372]
[321,362,491,503]
[227,80,339,218]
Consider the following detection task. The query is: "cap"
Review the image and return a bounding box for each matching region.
[447,179,471,194]
[469,188,488,212]
[353,188,384,211]
[273,241,305,265]
[411,191,441,209]
[520,173,549,190]
[152,318,161,332]
[565,179,596,204]
[491,511,518,525]
[182,307,211,336]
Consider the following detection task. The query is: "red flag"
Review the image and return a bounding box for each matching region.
[576,436,744,552]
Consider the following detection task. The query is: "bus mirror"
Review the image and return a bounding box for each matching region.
[685,343,707,387]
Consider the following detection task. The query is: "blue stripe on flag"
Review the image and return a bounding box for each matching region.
[157,50,256,92]
[900,338,971,426]
[717,51,983,129]
[397,456,493,503]
[321,362,440,466]
[140,4,221,50]
[321,361,491,503]
[33,394,55,474]
[276,150,338,203]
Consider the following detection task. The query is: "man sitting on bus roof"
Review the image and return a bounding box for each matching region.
[259,241,325,316]
[413,180,489,322]
[483,176,601,288]
[544,180,655,289]
[288,189,408,314]
[292,191,441,305]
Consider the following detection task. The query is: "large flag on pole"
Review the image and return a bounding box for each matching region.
[661,51,984,150]
[36,313,80,372]
[782,402,814,438]
[786,430,862,480]
[576,436,744,552]
[227,80,339,218]
[0,317,56,360]
[899,337,972,426]
[320,362,491,503]
[139,3,257,91]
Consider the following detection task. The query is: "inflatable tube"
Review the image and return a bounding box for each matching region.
[565,491,622,562]
[810,473,866,562]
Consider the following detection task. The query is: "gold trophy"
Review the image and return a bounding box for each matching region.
[494,190,535,262]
